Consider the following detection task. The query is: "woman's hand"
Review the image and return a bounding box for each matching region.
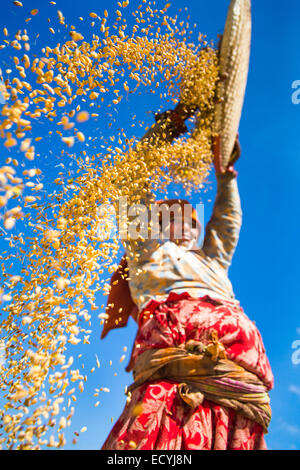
[212,134,241,177]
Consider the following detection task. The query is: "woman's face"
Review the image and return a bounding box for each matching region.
[160,215,200,247]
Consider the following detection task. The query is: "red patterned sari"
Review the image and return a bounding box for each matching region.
[101,293,273,450]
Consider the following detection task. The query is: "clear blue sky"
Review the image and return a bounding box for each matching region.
[0,0,300,450]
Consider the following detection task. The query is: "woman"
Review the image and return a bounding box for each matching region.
[100,110,274,450]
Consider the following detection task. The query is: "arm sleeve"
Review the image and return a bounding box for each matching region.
[202,172,242,271]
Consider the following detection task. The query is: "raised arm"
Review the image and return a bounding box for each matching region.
[202,135,242,271]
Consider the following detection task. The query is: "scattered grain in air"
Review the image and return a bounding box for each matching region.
[30,9,38,15]
[4,217,16,230]
[24,196,36,203]
[94,401,100,407]
[3,294,12,301]
[4,138,17,148]
[59,417,67,429]
[80,426,87,433]
[69,31,84,41]
[76,111,89,122]
[61,137,74,147]
[89,91,99,100]
[13,1,23,6]
[120,354,126,363]
[22,316,32,325]
[0,197,7,207]
[57,11,64,24]
[56,277,69,290]
[20,139,31,152]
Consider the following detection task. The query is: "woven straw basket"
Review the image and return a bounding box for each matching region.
[214,0,252,168]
